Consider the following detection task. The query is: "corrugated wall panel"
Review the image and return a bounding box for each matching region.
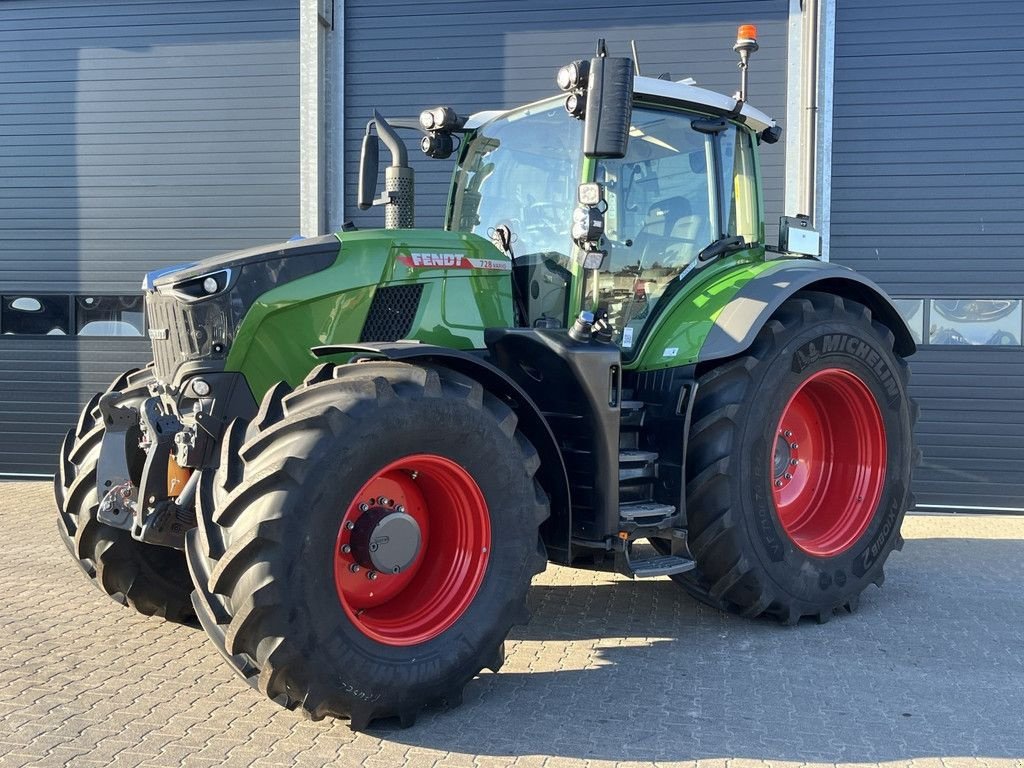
[831,0,1024,510]
[0,0,299,295]
[342,0,788,234]
[0,0,299,474]
[0,339,151,475]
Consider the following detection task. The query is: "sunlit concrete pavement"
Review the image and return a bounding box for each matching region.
[1,480,1022,767]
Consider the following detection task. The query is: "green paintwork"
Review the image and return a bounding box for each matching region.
[224,228,514,400]
[626,251,782,372]
[223,101,781,397]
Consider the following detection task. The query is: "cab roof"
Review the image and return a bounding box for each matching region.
[466,75,776,134]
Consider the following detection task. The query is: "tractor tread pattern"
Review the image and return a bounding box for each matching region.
[54,365,195,624]
[673,292,918,624]
[188,361,548,729]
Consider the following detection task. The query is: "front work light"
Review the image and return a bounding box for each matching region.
[556,60,590,91]
[419,106,461,131]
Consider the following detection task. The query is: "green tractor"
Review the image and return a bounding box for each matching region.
[55,30,916,729]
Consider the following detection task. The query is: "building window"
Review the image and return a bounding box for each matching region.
[928,299,1021,346]
[893,299,924,344]
[0,295,145,337]
[75,296,144,337]
[1,295,70,335]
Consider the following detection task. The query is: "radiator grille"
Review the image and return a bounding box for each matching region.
[359,284,424,342]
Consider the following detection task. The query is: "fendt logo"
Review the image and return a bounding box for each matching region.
[403,252,466,268]
[397,252,511,271]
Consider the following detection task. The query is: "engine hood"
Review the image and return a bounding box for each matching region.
[147,234,342,290]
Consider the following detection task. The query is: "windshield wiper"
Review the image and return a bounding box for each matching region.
[698,235,747,262]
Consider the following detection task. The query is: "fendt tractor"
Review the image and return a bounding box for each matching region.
[55,28,917,729]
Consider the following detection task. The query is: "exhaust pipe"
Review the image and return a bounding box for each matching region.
[357,111,414,229]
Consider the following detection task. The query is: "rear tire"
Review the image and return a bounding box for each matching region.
[670,292,916,623]
[187,361,548,728]
[54,366,195,623]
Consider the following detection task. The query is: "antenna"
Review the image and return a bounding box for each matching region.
[630,39,642,75]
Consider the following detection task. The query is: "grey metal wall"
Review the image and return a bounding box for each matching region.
[342,0,788,232]
[830,0,1024,509]
[0,0,300,474]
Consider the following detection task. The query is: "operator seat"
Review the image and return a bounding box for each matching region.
[633,196,702,266]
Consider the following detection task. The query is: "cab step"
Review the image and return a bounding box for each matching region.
[619,501,675,527]
[625,552,696,578]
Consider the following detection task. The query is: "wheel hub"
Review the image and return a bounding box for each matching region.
[770,368,887,558]
[349,506,422,575]
[773,430,799,489]
[333,454,491,646]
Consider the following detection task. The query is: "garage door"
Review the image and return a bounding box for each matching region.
[830,0,1024,510]
[0,0,299,475]
[342,0,789,234]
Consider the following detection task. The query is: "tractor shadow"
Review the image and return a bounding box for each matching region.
[376,536,1024,763]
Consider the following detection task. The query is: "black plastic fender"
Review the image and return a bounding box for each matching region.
[312,341,572,564]
[698,259,917,363]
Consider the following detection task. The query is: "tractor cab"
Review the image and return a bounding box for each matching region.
[446,88,767,348]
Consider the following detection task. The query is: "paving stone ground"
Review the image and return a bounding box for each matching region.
[1,480,1022,767]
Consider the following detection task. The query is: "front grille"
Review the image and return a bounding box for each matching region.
[360,284,424,342]
[145,291,227,383]
[147,292,190,382]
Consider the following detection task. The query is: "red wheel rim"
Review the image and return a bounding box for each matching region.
[771,368,887,557]
[334,454,490,646]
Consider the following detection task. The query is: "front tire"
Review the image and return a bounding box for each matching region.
[187,361,548,728]
[675,292,916,623]
[54,366,195,623]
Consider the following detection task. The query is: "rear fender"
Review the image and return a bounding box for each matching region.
[312,342,572,564]
[699,260,916,364]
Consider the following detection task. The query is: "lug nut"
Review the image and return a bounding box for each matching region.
[790,458,799,466]
[790,443,799,450]
[784,430,793,438]
[378,496,389,506]
[358,503,369,512]
[775,479,783,487]
[341,544,351,554]
[349,563,360,573]
[784,472,792,480]
[367,571,377,581]
[396,505,405,514]
[345,521,355,531]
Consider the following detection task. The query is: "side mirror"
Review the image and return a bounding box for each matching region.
[583,55,633,159]
[357,131,379,210]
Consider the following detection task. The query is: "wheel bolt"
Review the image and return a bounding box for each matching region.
[775,479,783,487]
[784,430,793,438]
[790,458,799,466]
[784,472,792,480]
[341,544,351,554]
[345,521,355,531]
[358,503,369,512]
[396,505,405,514]
[349,563,360,573]
[378,496,388,505]
[367,571,377,581]
[790,443,799,450]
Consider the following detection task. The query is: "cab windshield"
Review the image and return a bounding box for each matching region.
[448,100,759,341]
[594,106,759,350]
[448,99,582,327]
